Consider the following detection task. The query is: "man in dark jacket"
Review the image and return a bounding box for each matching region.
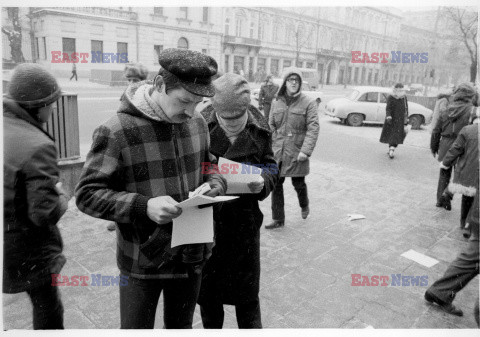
[197,74,278,328]
[4,64,68,329]
[75,49,226,329]
[431,82,477,210]
[259,75,279,123]
[424,179,479,317]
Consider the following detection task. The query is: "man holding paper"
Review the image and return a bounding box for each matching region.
[198,73,278,328]
[75,49,226,329]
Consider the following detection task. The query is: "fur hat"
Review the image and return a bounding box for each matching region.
[211,73,250,119]
[8,63,61,109]
[124,63,149,81]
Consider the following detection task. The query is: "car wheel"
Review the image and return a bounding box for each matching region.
[409,115,423,130]
[347,113,364,127]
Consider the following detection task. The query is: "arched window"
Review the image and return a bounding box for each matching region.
[177,37,189,50]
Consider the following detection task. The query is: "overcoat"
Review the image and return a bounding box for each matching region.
[380,94,409,145]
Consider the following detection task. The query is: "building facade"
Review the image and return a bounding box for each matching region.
[2,6,472,86]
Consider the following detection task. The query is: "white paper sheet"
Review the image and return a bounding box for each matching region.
[347,214,366,221]
[400,249,439,268]
[171,194,238,247]
[171,206,213,248]
[218,157,263,194]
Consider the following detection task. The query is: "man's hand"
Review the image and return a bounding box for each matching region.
[432,150,437,158]
[248,176,264,194]
[259,105,263,111]
[55,182,67,196]
[147,196,182,224]
[386,116,392,125]
[439,162,450,170]
[297,152,308,162]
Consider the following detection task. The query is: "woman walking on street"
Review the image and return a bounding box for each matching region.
[380,83,409,159]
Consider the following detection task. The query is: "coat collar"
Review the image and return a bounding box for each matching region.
[3,97,54,141]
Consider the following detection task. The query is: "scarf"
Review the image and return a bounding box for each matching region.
[216,111,248,144]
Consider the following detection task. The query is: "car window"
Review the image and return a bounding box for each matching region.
[379,93,388,103]
[358,92,378,103]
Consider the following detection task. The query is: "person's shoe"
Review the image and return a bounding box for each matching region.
[107,222,116,231]
[462,227,471,239]
[425,290,463,316]
[436,201,443,207]
[388,148,395,159]
[265,221,284,229]
[440,194,452,211]
[301,206,310,219]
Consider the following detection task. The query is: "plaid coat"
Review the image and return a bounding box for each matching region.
[75,82,223,279]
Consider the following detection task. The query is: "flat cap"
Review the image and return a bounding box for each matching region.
[158,48,218,97]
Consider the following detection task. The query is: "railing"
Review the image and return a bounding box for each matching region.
[44,92,80,161]
[224,35,261,47]
[406,94,436,111]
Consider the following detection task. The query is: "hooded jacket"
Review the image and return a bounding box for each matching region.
[268,68,319,177]
[3,98,68,293]
[75,81,225,279]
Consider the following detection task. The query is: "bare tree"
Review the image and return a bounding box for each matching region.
[338,30,357,88]
[443,7,478,83]
[2,7,26,63]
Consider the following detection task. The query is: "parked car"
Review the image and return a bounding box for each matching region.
[252,78,323,106]
[324,86,433,129]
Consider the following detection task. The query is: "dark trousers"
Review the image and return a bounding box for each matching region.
[461,195,475,228]
[200,297,262,329]
[272,176,309,221]
[263,103,272,124]
[437,167,453,203]
[119,265,202,329]
[69,71,77,81]
[427,238,479,305]
[389,144,398,148]
[26,282,64,329]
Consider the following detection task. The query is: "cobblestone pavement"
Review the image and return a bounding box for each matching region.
[3,102,478,330]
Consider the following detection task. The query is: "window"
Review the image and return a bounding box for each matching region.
[179,7,188,19]
[224,57,229,73]
[34,38,40,59]
[379,93,388,103]
[62,37,76,54]
[250,22,255,39]
[257,58,266,72]
[283,60,291,68]
[306,62,314,69]
[258,22,264,40]
[270,59,279,76]
[154,45,163,64]
[117,42,128,56]
[177,37,188,50]
[235,16,244,37]
[358,92,378,102]
[154,7,163,16]
[42,37,47,60]
[225,18,230,35]
[203,7,209,22]
[91,40,103,63]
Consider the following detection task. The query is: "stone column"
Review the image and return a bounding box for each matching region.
[228,54,234,73]
[266,57,272,75]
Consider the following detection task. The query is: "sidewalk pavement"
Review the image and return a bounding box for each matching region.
[3,155,478,329]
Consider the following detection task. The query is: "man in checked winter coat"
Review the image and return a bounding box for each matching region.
[75,48,226,329]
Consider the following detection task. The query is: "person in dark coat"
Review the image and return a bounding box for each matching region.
[431,82,477,210]
[69,63,77,81]
[428,89,453,134]
[198,73,278,328]
[258,75,279,123]
[379,83,409,159]
[123,63,149,84]
[440,108,479,238]
[266,67,320,229]
[4,63,68,329]
[424,178,479,317]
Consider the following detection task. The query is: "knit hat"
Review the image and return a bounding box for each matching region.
[212,73,250,119]
[124,63,149,81]
[8,63,61,109]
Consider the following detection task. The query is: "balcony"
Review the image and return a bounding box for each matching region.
[223,35,261,47]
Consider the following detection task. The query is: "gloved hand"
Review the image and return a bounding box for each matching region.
[432,150,437,158]
[385,116,392,125]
